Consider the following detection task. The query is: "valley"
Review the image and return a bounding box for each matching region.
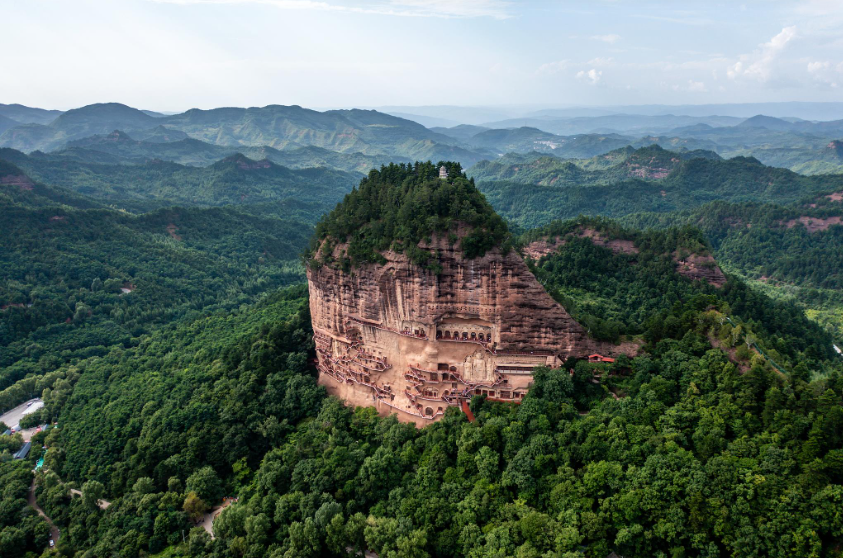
[1,100,843,558]
[7,1,843,555]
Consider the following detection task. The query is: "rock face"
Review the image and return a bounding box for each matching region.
[522,227,639,261]
[784,215,843,233]
[308,230,622,425]
[675,253,727,288]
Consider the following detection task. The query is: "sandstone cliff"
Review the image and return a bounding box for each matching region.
[306,162,632,425]
[674,252,727,287]
[308,228,625,425]
[309,231,606,355]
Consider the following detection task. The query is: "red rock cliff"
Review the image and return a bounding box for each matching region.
[307,230,623,425]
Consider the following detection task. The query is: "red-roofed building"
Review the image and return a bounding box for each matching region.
[588,354,615,363]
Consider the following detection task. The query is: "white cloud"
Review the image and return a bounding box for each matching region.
[147,0,514,18]
[727,26,797,82]
[536,60,571,75]
[807,60,841,87]
[586,57,615,67]
[576,68,602,84]
[807,60,831,73]
[687,80,707,92]
[591,34,621,44]
[672,79,708,92]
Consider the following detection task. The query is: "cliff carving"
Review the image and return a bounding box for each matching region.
[308,231,622,426]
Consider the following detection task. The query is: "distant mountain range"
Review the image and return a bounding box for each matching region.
[0,103,64,125]
[2,101,843,176]
[0,103,492,167]
[61,130,402,172]
[470,145,721,186]
[379,102,843,124]
[470,145,843,229]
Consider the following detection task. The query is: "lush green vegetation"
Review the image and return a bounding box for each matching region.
[308,162,511,271]
[24,285,318,556]
[476,150,843,229]
[61,131,402,173]
[0,460,51,557]
[211,328,843,558]
[0,163,314,414]
[17,270,843,558]
[522,217,837,367]
[470,145,720,186]
[1,149,359,214]
[0,159,103,210]
[623,200,843,290]
[2,148,842,558]
[619,199,843,340]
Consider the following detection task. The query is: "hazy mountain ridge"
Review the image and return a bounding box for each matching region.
[0,103,489,167]
[61,130,399,172]
[482,114,744,136]
[0,148,359,214]
[469,145,722,186]
[3,102,843,175]
[0,103,64,125]
[475,147,843,228]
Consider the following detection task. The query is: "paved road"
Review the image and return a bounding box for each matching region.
[199,505,228,539]
[1,398,43,430]
[28,479,60,546]
[19,426,43,442]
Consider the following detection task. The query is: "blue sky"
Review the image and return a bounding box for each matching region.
[1,0,842,111]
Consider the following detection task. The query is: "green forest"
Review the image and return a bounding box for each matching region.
[0,149,359,214]
[474,149,843,229]
[308,162,511,271]
[2,143,843,558]
[519,217,837,363]
[620,200,843,338]
[11,261,843,558]
[0,161,313,414]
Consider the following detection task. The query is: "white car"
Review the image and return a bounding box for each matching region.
[49,540,54,547]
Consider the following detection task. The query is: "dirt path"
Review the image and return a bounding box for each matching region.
[29,479,60,545]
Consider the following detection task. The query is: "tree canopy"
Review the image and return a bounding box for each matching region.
[308,161,511,271]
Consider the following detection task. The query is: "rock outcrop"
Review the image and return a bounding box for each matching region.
[308,229,623,426]
[674,253,727,287]
[522,227,639,261]
[783,215,843,233]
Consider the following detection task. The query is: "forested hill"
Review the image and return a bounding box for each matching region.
[519,216,838,366]
[621,198,843,338]
[0,159,102,210]
[62,131,402,173]
[623,199,843,289]
[469,144,721,185]
[475,148,843,228]
[18,224,843,558]
[0,185,312,413]
[307,161,510,270]
[0,149,359,215]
